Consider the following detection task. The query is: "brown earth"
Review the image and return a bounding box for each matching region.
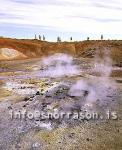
[0,38,122,66]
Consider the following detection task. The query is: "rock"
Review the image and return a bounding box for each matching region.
[15,144,21,149]
[8,106,12,110]
[83,90,89,96]
[23,105,26,108]
[86,138,92,141]
[45,84,70,99]
[23,97,30,101]
[36,91,40,95]
[86,138,90,141]
[32,142,41,148]
[35,121,52,130]
[41,102,50,108]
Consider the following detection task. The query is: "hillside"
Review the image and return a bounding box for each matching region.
[0,38,122,66]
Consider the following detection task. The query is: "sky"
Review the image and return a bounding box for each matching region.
[0,0,122,41]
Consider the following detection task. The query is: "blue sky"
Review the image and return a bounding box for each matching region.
[0,0,122,41]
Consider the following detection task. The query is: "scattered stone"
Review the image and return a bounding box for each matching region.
[23,105,26,108]
[8,106,12,110]
[86,138,92,141]
[68,133,75,138]
[29,98,33,101]
[32,142,41,148]
[36,91,40,95]
[30,95,35,99]
[45,84,70,99]
[83,90,89,96]
[15,144,21,149]
[42,102,50,108]
[35,121,52,130]
[24,97,30,101]
[107,95,113,98]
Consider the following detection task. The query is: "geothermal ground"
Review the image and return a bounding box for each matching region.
[0,53,122,150]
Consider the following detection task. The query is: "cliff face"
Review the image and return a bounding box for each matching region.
[0,38,122,66]
[0,38,76,60]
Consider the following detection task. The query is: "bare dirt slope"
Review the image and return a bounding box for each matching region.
[0,38,122,66]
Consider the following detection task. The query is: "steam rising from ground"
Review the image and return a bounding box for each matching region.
[42,53,73,65]
[32,51,115,107]
[3,51,116,108]
[94,48,112,77]
[37,53,80,77]
[68,48,116,106]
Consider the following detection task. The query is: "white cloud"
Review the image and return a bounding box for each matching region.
[0,0,122,35]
